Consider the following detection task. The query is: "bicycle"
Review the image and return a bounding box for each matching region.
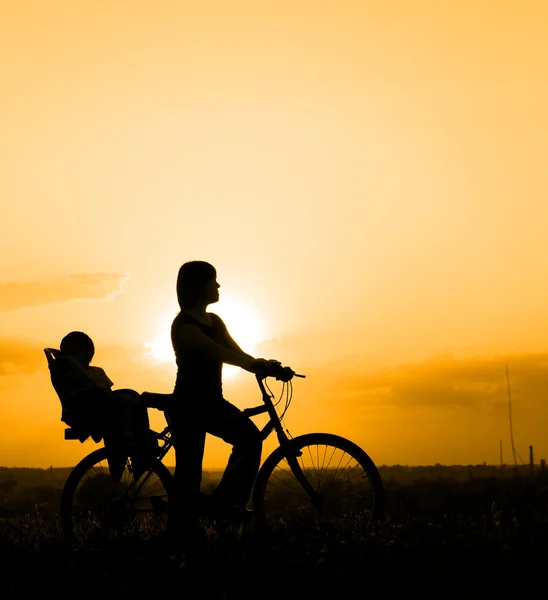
[57,364,385,544]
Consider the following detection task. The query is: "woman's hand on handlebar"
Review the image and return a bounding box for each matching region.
[248,358,303,381]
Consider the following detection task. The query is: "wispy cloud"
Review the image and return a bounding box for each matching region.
[0,273,130,312]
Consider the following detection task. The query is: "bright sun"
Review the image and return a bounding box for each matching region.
[144,297,265,378]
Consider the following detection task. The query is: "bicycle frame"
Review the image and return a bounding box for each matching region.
[144,373,320,504]
[144,377,283,460]
[59,369,317,512]
[146,373,291,451]
[243,375,289,443]
[61,367,384,539]
[252,375,323,504]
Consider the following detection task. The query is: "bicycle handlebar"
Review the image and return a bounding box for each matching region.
[255,364,305,382]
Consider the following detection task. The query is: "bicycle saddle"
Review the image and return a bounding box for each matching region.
[141,391,173,411]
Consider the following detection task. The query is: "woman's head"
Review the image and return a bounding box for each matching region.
[176,261,218,310]
[60,331,95,366]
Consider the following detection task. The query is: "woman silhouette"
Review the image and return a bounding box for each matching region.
[167,260,281,536]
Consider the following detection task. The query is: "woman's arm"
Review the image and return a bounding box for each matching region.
[215,314,282,366]
[178,324,264,372]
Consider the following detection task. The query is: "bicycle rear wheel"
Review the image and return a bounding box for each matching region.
[252,433,384,526]
[60,447,172,544]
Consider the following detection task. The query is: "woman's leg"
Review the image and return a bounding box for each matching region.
[172,426,207,494]
[204,401,263,508]
[168,427,207,549]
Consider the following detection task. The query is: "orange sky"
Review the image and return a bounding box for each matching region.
[1,0,547,469]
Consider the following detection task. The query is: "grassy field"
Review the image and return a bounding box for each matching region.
[1,465,548,597]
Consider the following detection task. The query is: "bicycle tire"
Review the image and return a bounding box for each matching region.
[60,446,173,544]
[252,433,384,526]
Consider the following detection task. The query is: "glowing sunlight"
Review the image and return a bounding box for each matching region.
[216,296,265,379]
[144,310,176,364]
[143,297,265,379]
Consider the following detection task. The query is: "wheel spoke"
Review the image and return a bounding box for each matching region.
[61,449,171,544]
[265,482,310,500]
[255,435,383,525]
[266,461,313,500]
[328,450,349,483]
[327,453,356,488]
[318,443,332,481]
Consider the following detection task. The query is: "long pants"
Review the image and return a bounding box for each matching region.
[168,399,262,540]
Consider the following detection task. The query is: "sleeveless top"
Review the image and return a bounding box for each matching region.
[171,311,232,408]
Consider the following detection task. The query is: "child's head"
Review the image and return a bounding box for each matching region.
[60,331,95,367]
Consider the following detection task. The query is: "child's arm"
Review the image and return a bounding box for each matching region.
[63,355,94,384]
[85,366,114,390]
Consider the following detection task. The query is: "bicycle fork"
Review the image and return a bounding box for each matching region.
[284,449,325,512]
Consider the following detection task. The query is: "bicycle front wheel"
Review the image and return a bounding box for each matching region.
[60,447,172,545]
[253,433,384,526]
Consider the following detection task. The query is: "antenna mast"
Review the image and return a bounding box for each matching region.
[499,439,503,471]
[506,363,523,467]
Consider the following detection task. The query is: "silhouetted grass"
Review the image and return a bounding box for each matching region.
[1,472,548,597]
